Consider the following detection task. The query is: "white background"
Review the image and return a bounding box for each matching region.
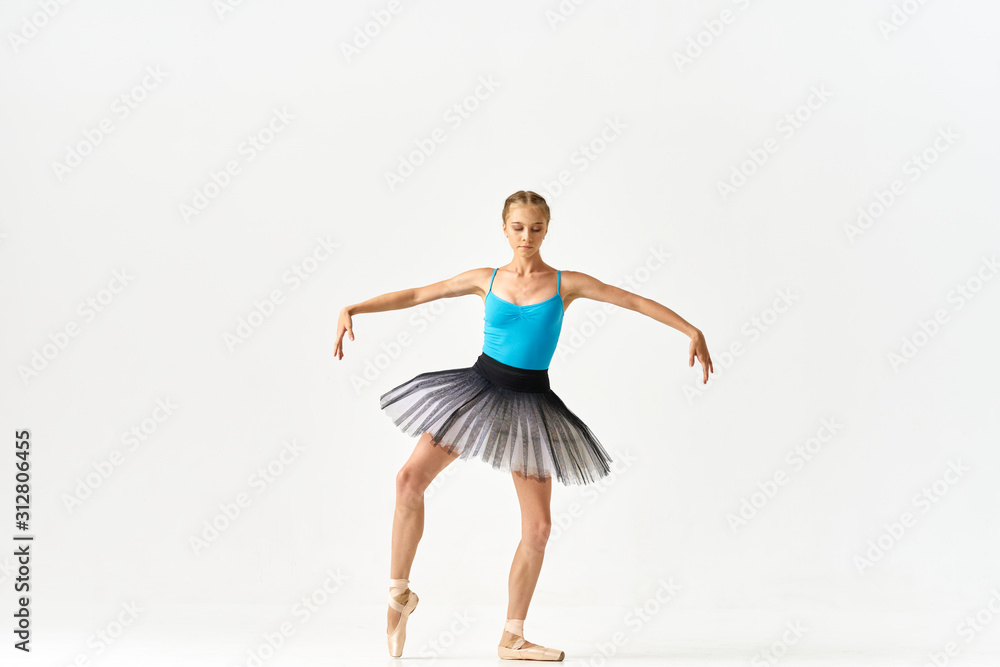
[2,0,999,665]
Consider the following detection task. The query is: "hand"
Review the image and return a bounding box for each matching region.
[334,308,354,360]
[688,330,713,384]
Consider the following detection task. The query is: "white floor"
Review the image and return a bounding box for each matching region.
[12,603,1000,666]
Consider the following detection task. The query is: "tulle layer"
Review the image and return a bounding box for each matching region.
[379,353,613,486]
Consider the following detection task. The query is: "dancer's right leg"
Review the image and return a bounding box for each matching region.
[387,431,460,634]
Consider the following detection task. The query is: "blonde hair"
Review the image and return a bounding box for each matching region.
[502,190,550,225]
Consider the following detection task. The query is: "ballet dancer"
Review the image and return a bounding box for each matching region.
[334,190,713,660]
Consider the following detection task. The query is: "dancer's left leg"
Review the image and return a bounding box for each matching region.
[501,471,552,651]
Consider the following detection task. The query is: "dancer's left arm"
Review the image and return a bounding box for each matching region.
[565,271,714,384]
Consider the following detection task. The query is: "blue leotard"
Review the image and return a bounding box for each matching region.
[482,268,564,370]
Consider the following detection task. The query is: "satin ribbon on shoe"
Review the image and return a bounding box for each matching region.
[498,618,565,661]
[387,578,419,658]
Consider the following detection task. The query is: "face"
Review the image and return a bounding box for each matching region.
[503,205,548,255]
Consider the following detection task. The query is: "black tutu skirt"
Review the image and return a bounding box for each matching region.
[379,352,613,486]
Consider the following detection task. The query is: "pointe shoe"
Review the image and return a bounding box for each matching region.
[498,623,564,661]
[386,586,418,658]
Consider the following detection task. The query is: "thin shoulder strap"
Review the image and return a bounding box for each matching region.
[557,270,561,292]
[488,268,498,294]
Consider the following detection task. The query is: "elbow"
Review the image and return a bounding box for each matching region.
[630,294,650,313]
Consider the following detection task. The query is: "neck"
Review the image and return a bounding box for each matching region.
[504,255,549,275]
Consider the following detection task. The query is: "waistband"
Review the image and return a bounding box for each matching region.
[473,352,550,393]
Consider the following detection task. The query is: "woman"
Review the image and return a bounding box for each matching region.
[334,190,713,661]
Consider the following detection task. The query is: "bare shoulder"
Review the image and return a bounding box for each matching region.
[412,267,495,306]
[448,266,493,299]
[558,269,600,309]
[443,266,494,298]
[559,269,641,310]
[559,269,600,298]
[459,266,496,299]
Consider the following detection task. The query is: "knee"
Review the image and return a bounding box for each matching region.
[395,466,427,507]
[522,519,551,551]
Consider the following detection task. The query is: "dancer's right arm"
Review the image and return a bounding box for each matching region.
[334,268,489,360]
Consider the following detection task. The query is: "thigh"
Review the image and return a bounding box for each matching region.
[401,431,460,486]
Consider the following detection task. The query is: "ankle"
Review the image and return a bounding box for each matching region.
[389,577,410,597]
[504,617,525,637]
